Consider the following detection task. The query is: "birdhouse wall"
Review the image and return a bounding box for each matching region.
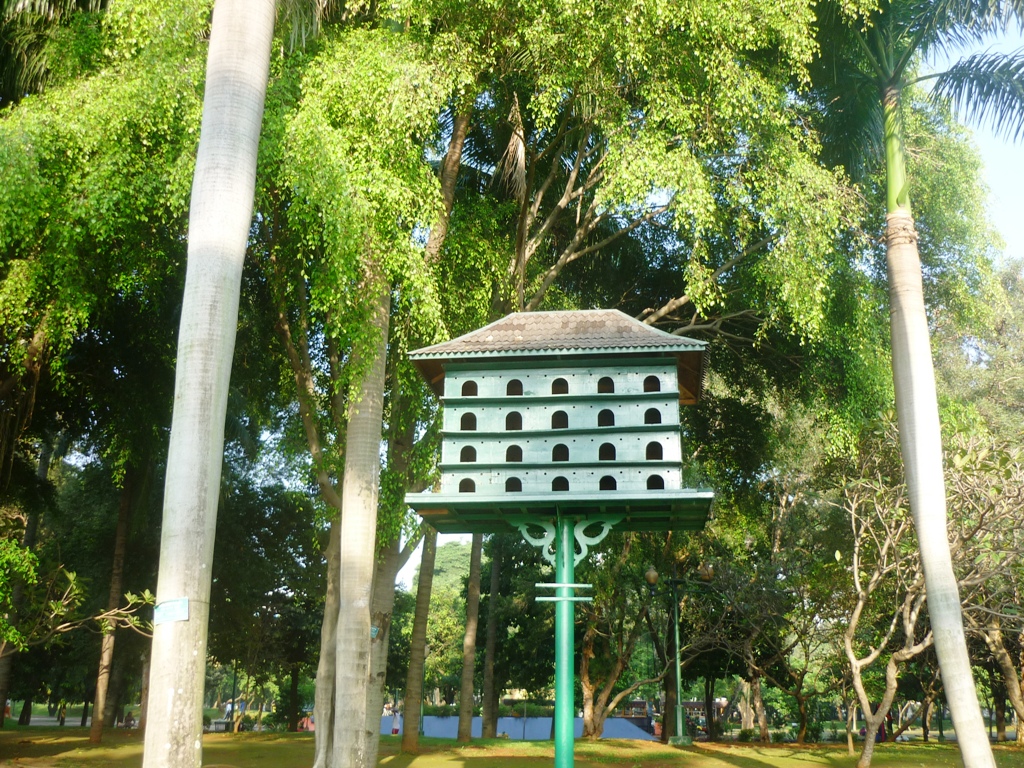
[439,361,686,496]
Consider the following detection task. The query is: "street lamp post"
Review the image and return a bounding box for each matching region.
[644,566,691,746]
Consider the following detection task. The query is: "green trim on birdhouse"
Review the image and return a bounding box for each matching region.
[405,488,714,535]
[439,460,680,471]
[439,424,676,438]
[442,391,673,406]
[442,356,682,373]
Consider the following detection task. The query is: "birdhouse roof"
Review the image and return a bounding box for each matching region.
[411,309,704,358]
[409,310,707,403]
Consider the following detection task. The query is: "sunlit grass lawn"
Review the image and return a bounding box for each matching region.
[2,728,1023,767]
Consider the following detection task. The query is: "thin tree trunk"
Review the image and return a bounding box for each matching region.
[313,520,340,768]
[139,647,150,733]
[424,110,471,264]
[0,655,11,728]
[401,527,437,753]
[90,468,134,742]
[142,3,275,767]
[481,540,501,738]
[18,699,31,725]
[81,699,90,728]
[332,289,390,768]
[102,658,125,727]
[981,624,1024,730]
[892,691,935,740]
[882,93,994,768]
[703,676,716,741]
[457,533,483,741]
[795,694,807,744]
[288,664,300,732]
[752,675,768,742]
[859,713,880,768]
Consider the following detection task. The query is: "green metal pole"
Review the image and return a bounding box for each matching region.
[554,515,575,768]
[670,582,690,746]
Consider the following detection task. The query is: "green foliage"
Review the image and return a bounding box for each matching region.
[901,92,1001,329]
[280,28,451,347]
[385,588,416,691]
[436,196,514,337]
[0,0,205,384]
[207,471,325,687]
[0,535,37,652]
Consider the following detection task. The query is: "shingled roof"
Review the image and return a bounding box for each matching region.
[410,310,707,403]
[411,310,704,358]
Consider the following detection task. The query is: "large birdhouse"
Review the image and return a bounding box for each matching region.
[405,309,714,533]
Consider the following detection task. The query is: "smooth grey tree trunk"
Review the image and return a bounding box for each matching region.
[885,209,994,768]
[331,290,390,768]
[364,534,418,767]
[457,533,483,741]
[141,3,275,767]
[313,520,341,768]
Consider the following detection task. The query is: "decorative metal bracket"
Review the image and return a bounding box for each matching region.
[507,514,624,566]
[572,516,623,566]
[508,517,558,565]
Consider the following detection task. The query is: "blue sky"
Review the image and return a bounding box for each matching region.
[928,29,1024,265]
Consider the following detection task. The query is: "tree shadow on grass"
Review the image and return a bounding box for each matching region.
[0,727,141,759]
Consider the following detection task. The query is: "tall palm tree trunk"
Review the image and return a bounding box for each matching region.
[90,468,135,742]
[401,526,437,752]
[142,2,275,767]
[331,288,390,768]
[882,95,995,768]
[457,533,483,741]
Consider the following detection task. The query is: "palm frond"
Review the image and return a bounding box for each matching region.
[917,0,1024,56]
[278,0,341,52]
[496,92,527,204]
[809,3,888,179]
[929,48,1024,140]
[3,0,100,21]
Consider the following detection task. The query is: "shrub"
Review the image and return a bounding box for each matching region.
[804,720,825,742]
[498,702,554,717]
[422,704,458,717]
[737,728,757,742]
[261,709,287,730]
